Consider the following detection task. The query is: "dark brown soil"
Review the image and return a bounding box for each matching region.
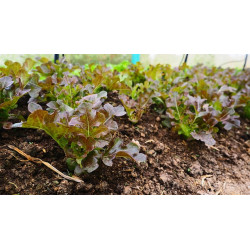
[0,94,250,195]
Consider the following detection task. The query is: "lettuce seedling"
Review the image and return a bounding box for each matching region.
[107,61,130,72]
[16,92,146,174]
[119,63,174,123]
[119,62,146,87]
[0,59,36,127]
[165,87,240,146]
[29,72,89,106]
[34,57,80,79]
[119,80,157,124]
[79,64,130,94]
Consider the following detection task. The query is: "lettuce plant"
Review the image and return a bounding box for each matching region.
[162,68,242,145]
[119,62,146,87]
[164,89,240,146]
[15,91,146,174]
[34,57,80,79]
[119,80,157,124]
[148,64,244,146]
[0,59,37,127]
[33,73,87,104]
[119,63,174,123]
[4,58,249,149]
[79,64,130,94]
[107,61,130,72]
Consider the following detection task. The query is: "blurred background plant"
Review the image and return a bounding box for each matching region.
[0,54,131,66]
[65,54,131,65]
[0,54,249,68]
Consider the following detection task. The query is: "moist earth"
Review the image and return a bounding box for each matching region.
[0,94,249,195]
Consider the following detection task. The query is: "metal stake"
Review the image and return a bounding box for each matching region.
[243,54,248,71]
[54,54,59,63]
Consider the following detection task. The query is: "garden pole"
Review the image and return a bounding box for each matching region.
[132,54,140,64]
[243,54,248,71]
[184,54,188,64]
[54,54,59,63]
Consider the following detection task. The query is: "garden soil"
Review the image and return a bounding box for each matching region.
[0,94,249,195]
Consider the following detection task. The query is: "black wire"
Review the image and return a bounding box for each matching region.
[179,55,246,68]
[219,59,245,68]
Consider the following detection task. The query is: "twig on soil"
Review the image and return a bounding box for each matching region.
[7,145,83,183]
[201,174,213,187]
[10,152,29,162]
[145,139,155,144]
[215,188,222,195]
[207,180,212,190]
[215,181,227,195]
[207,145,219,151]
[8,182,18,189]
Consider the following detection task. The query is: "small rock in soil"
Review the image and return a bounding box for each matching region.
[155,143,165,153]
[75,182,87,192]
[131,171,137,178]
[84,183,93,191]
[149,158,154,164]
[241,154,249,162]
[172,159,179,167]
[5,184,14,192]
[148,150,155,155]
[97,181,109,191]
[145,139,155,144]
[159,173,170,183]
[123,186,132,195]
[116,184,124,193]
[189,161,203,177]
[143,184,150,195]
[57,180,74,195]
[141,133,146,137]
[244,140,250,148]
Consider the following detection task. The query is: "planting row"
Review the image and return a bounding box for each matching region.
[0,57,249,174]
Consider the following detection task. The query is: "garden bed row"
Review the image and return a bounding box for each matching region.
[0,58,249,194]
[0,93,249,194]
